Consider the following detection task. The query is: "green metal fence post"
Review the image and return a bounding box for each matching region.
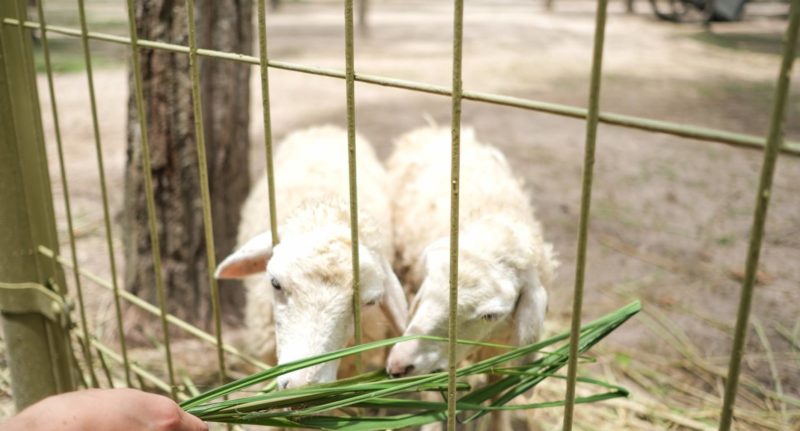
[0,0,76,410]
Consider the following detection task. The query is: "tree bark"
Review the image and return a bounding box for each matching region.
[124,0,252,332]
[357,0,369,35]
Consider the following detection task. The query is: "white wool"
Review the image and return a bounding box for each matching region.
[230,126,401,382]
[386,125,558,376]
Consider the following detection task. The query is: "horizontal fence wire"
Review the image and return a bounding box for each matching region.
[718,0,800,429]
[562,0,609,428]
[38,246,272,371]
[124,0,178,399]
[3,17,799,157]
[74,0,132,387]
[76,332,181,397]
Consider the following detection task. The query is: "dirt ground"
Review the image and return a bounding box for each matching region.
[2,0,799,429]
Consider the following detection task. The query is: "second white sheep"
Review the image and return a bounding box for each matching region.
[386,126,557,377]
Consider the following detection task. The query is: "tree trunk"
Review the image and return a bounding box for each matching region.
[124,0,252,333]
[357,0,369,35]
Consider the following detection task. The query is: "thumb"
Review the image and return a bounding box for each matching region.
[175,409,208,431]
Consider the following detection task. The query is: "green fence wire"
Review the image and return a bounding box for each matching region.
[718,1,800,430]
[447,0,465,430]
[185,0,228,393]
[0,0,797,429]
[74,0,131,388]
[124,0,177,399]
[37,246,271,371]
[561,0,608,428]
[344,0,364,371]
[4,17,799,157]
[256,0,280,247]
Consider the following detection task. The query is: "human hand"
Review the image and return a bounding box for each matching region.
[2,388,207,431]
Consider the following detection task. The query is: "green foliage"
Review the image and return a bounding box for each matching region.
[181,301,641,430]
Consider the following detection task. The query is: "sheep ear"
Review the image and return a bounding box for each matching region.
[378,257,408,335]
[359,246,408,335]
[215,231,274,279]
[420,237,449,277]
[513,269,548,347]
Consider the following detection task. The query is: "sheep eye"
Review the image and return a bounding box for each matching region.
[270,278,281,290]
[481,313,499,322]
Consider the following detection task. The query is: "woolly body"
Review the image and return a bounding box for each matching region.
[386,126,557,375]
[224,126,404,387]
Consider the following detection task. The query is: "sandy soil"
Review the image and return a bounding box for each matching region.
[2,0,799,429]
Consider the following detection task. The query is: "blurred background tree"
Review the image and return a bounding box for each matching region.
[124,0,252,331]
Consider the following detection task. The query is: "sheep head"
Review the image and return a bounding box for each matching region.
[386,226,550,378]
[216,228,408,389]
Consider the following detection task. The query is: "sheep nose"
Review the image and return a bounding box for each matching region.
[278,373,305,390]
[388,364,414,378]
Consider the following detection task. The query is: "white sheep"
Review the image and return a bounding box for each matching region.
[215,126,408,390]
[385,126,557,377]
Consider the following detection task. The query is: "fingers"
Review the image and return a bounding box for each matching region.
[83,388,208,431]
[0,388,209,431]
[140,392,207,431]
[174,409,208,431]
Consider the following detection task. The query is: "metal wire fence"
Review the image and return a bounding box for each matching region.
[0,0,798,430]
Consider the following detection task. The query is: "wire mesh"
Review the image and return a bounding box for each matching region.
[0,0,796,428]
[74,0,131,388]
[38,246,271,371]
[4,17,799,157]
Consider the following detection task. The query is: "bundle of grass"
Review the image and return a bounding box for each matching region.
[181,301,641,430]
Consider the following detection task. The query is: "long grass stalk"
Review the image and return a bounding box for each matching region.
[182,301,641,430]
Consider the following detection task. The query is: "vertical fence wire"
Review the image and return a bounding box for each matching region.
[75,0,133,388]
[344,0,363,371]
[75,0,132,389]
[31,0,100,388]
[562,0,609,429]
[256,0,279,247]
[125,0,177,396]
[185,0,228,390]
[96,346,114,387]
[447,0,465,429]
[718,1,800,429]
